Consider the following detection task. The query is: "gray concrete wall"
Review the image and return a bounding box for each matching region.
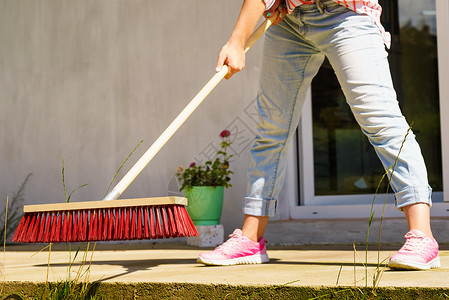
[0,0,264,234]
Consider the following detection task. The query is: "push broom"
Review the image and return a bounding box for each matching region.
[11,16,275,244]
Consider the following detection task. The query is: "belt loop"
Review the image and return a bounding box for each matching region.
[315,0,325,14]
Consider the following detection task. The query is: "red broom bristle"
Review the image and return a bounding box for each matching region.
[155,207,163,239]
[25,213,37,242]
[118,209,125,240]
[93,210,99,241]
[175,206,195,237]
[178,206,192,237]
[107,209,114,240]
[111,209,120,241]
[12,214,25,242]
[87,210,97,241]
[78,211,83,242]
[112,209,118,240]
[92,210,98,241]
[37,213,47,242]
[165,207,172,237]
[95,209,103,241]
[103,209,108,240]
[23,213,36,243]
[55,212,63,243]
[136,207,142,239]
[11,214,27,242]
[167,206,178,237]
[48,213,55,243]
[50,212,58,242]
[102,209,108,240]
[26,214,35,243]
[30,213,41,243]
[86,211,91,241]
[97,209,103,241]
[109,209,114,239]
[150,207,156,239]
[17,213,32,242]
[183,206,198,236]
[14,214,26,242]
[73,211,78,241]
[43,213,52,242]
[102,210,106,240]
[143,207,150,239]
[88,210,95,241]
[171,206,180,237]
[82,210,88,241]
[75,212,80,241]
[88,210,93,241]
[80,211,86,242]
[113,209,118,239]
[171,206,185,237]
[81,211,87,242]
[124,208,130,240]
[148,207,155,239]
[168,208,177,237]
[160,207,170,238]
[61,212,69,242]
[35,213,44,242]
[72,211,79,242]
[130,208,137,240]
[67,211,73,243]
[49,213,57,243]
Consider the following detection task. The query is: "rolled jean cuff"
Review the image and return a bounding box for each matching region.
[243,197,277,217]
[395,186,432,211]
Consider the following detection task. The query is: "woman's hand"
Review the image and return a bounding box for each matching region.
[264,0,288,26]
[216,40,245,80]
[215,0,267,79]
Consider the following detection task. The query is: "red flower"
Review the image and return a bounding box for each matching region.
[220,130,231,138]
[189,162,196,168]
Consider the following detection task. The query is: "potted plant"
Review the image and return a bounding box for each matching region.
[176,130,233,225]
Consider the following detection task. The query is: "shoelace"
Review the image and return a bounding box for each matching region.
[401,232,432,254]
[215,232,244,252]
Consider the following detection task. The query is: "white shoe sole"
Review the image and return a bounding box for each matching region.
[197,253,269,266]
[388,256,441,270]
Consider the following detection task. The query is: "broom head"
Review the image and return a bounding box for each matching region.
[11,197,198,243]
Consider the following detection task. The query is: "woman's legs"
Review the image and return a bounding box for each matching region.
[242,215,269,242]
[390,203,439,270]
[199,1,438,268]
[403,203,433,238]
[243,1,434,241]
[243,6,324,219]
[307,2,438,269]
[241,7,325,242]
[315,10,433,232]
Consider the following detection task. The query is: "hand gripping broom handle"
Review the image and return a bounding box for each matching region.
[103,17,275,201]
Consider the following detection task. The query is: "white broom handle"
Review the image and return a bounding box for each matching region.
[104,17,274,201]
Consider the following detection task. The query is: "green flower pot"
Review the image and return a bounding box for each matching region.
[185,186,224,226]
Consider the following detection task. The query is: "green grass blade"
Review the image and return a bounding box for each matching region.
[104,140,143,198]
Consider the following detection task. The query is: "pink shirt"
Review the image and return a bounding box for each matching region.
[264,0,391,48]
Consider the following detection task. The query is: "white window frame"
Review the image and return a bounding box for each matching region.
[436,0,449,203]
[278,2,449,220]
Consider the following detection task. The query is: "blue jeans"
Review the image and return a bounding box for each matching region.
[243,0,432,217]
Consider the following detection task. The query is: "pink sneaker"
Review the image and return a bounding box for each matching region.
[197,229,269,266]
[388,229,440,270]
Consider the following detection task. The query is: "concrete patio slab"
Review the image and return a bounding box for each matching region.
[2,242,448,290]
